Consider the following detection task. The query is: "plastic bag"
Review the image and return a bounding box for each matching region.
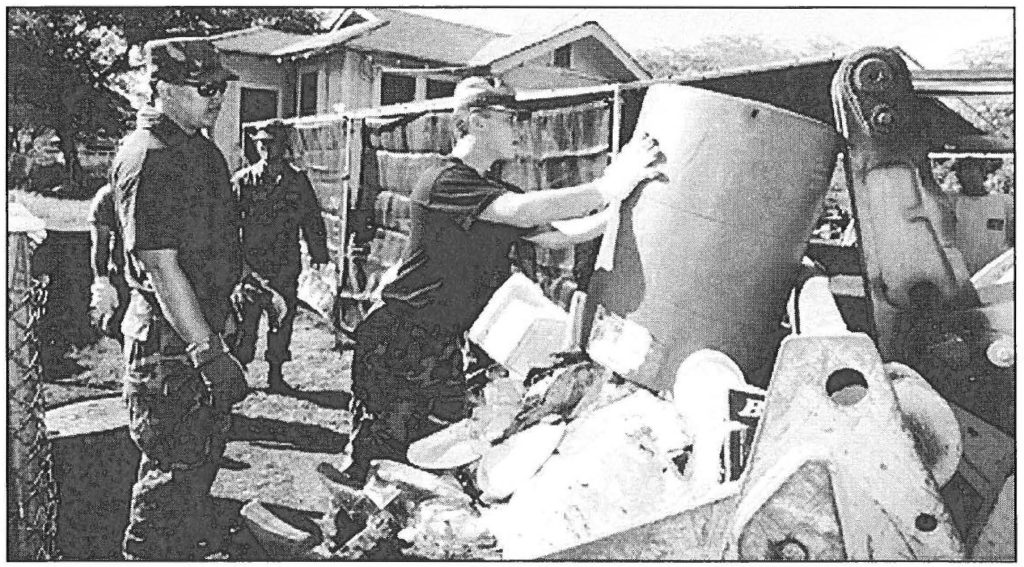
[298,261,338,322]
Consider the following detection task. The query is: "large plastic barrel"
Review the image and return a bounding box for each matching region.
[588,85,839,391]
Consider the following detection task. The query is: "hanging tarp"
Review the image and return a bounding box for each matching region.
[243,91,618,334]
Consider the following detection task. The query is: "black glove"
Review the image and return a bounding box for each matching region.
[188,336,250,411]
[200,352,250,411]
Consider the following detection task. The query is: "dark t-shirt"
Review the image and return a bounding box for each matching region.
[27,160,65,193]
[109,112,241,334]
[233,160,329,281]
[87,184,125,277]
[381,157,527,333]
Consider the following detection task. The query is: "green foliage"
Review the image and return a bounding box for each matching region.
[953,37,1014,195]
[636,35,852,79]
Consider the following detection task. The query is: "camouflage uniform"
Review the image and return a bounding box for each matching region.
[121,307,232,559]
[111,38,240,560]
[347,157,525,480]
[231,154,328,367]
[348,306,467,476]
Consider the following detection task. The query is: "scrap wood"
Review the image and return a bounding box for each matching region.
[240,500,319,559]
[477,421,566,503]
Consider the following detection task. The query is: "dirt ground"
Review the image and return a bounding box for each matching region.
[42,307,358,559]
[43,306,352,411]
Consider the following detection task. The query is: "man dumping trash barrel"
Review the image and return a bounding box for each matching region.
[296,81,970,561]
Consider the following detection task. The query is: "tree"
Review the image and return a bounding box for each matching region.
[7,8,325,196]
[636,35,852,79]
[952,37,1014,194]
[953,37,1013,139]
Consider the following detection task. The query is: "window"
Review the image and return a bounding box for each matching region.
[240,87,279,163]
[299,71,318,117]
[380,73,416,106]
[426,79,456,99]
[553,44,572,68]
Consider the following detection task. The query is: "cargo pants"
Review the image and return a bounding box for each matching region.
[347,305,469,481]
[120,296,231,560]
[232,276,299,366]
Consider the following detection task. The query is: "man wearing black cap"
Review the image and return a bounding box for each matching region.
[344,76,665,483]
[109,37,248,559]
[231,120,329,393]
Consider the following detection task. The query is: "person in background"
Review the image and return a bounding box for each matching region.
[110,37,248,560]
[230,120,329,393]
[88,183,130,343]
[25,134,66,194]
[343,76,665,483]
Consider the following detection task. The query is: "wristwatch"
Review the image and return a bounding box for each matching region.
[186,334,229,368]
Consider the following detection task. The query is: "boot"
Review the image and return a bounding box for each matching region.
[267,362,291,394]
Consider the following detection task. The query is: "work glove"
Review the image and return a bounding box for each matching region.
[231,272,289,333]
[202,353,250,411]
[90,276,119,333]
[596,132,666,204]
[187,335,250,411]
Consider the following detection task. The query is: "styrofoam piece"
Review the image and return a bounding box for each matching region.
[468,273,569,377]
[672,350,748,488]
[477,422,566,503]
[407,419,489,470]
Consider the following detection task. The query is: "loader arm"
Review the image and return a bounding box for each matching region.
[830,47,981,359]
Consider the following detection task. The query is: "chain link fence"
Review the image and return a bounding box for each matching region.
[7,228,59,560]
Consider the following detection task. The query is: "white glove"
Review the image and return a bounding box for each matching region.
[597,132,665,204]
[90,276,119,321]
[233,272,290,333]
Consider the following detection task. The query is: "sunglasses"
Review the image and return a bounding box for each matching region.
[187,80,228,97]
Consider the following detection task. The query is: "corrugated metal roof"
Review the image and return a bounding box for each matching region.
[343,8,505,64]
[211,27,308,56]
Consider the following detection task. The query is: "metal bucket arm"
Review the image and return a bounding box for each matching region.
[830,47,980,360]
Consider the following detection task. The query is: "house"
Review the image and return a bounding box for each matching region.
[209,8,649,167]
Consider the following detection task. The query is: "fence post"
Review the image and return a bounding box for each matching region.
[7,203,59,560]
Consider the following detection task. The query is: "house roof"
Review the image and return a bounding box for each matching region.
[213,10,645,81]
[271,21,386,58]
[470,20,649,80]
[340,8,505,64]
[210,27,309,56]
[210,23,385,59]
